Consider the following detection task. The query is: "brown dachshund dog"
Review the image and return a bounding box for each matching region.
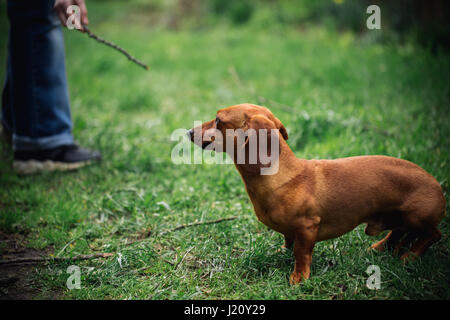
[188,104,446,284]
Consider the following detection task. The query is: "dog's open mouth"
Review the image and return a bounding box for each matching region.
[201,140,213,149]
[201,134,216,149]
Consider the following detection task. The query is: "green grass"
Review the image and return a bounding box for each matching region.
[0,1,449,300]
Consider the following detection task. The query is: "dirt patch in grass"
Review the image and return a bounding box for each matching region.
[0,232,60,300]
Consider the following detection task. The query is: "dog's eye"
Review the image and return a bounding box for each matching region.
[215,117,220,126]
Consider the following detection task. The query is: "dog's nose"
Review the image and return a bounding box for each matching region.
[187,129,194,140]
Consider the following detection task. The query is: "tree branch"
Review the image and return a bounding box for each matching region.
[83,25,149,71]
[159,216,238,236]
[0,253,114,266]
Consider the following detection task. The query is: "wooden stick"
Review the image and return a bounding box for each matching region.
[0,253,114,266]
[83,25,149,71]
[159,216,238,236]
[122,216,238,247]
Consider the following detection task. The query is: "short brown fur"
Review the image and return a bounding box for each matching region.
[189,104,446,284]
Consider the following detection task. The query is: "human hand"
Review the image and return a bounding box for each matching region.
[54,0,88,32]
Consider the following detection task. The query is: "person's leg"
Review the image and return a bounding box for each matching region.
[3,0,100,174]
[5,0,73,151]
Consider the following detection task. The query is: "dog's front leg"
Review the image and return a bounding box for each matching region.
[289,218,320,285]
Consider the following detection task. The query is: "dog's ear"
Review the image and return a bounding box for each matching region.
[239,115,281,174]
[272,116,288,140]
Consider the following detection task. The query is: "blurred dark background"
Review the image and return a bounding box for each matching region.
[1,0,449,53]
[124,0,450,52]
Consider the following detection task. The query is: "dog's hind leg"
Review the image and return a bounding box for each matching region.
[400,227,441,261]
[393,231,418,254]
[370,228,406,252]
[398,193,445,260]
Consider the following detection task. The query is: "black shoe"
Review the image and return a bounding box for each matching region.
[13,144,101,174]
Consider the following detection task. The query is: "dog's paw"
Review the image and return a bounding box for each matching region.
[289,272,303,285]
[400,251,418,263]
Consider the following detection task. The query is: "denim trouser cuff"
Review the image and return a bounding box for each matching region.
[13,131,74,151]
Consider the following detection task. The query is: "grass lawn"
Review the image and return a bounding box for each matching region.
[0,1,449,299]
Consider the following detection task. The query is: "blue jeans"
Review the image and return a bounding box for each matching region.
[2,0,74,151]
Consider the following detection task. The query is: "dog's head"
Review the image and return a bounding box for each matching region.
[188,104,288,174]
